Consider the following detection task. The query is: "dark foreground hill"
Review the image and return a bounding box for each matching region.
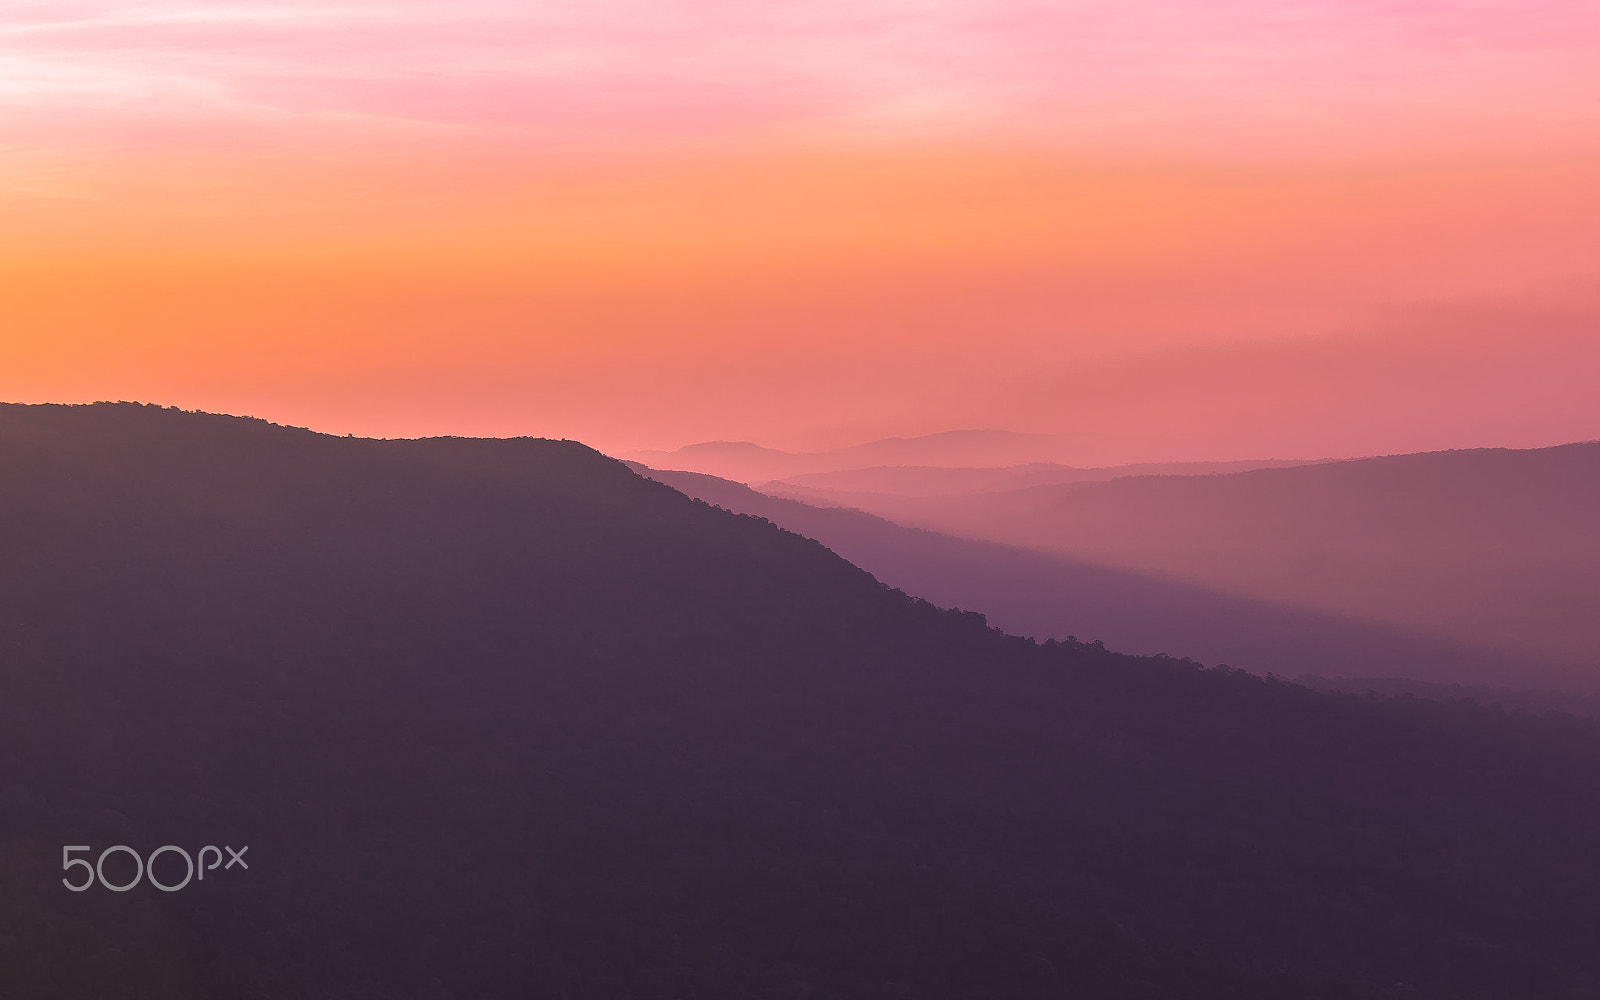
[5,403,1600,999]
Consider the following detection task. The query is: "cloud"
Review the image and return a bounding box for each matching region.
[2,0,1597,156]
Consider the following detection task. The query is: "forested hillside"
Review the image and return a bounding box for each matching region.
[4,403,1600,999]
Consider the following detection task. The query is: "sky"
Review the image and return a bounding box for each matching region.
[3,1,1599,459]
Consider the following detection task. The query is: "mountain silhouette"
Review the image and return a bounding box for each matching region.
[769,457,1328,498]
[623,429,1145,481]
[6,403,1600,999]
[756,443,1600,679]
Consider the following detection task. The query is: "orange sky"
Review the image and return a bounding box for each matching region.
[4,2,1599,458]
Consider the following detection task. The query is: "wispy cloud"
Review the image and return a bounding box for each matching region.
[2,0,1598,156]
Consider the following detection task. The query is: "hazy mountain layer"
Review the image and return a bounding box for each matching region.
[637,465,1583,691]
[757,443,1600,676]
[624,429,1145,482]
[767,457,1327,497]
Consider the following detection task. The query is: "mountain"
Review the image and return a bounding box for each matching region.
[768,457,1327,498]
[633,465,1583,692]
[628,439,800,481]
[623,429,1142,482]
[1298,675,1600,718]
[756,443,1600,679]
[7,403,1600,999]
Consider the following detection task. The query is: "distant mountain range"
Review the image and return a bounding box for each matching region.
[743,442,1600,680]
[7,403,1600,999]
[631,464,1588,692]
[770,457,1332,498]
[623,429,1203,482]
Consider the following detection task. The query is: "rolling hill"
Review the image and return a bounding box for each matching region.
[758,443,1600,679]
[5,403,1600,999]
[767,457,1326,498]
[633,464,1582,691]
[624,429,1142,482]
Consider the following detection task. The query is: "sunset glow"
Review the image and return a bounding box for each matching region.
[4,1,1599,456]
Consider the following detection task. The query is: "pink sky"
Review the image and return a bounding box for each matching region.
[6,1,1600,151]
[2,1,1598,456]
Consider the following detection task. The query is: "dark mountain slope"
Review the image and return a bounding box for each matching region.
[4,403,1600,998]
[632,465,1575,690]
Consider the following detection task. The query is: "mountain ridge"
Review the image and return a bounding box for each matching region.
[625,428,1168,480]
[6,402,1600,998]
[630,462,1590,692]
[747,439,1600,675]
